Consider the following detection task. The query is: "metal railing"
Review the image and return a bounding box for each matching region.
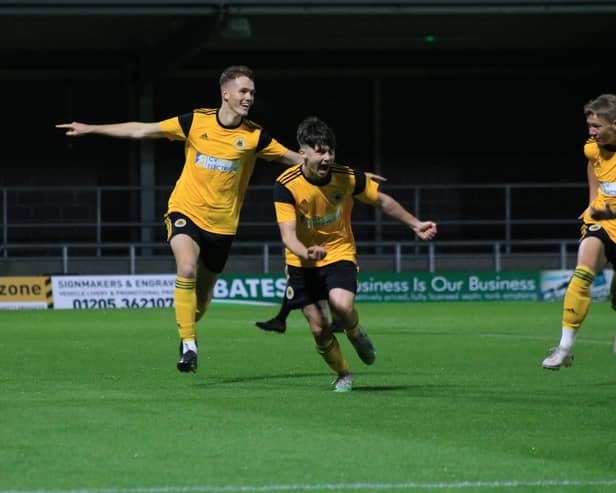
[0,239,581,275]
[0,182,588,273]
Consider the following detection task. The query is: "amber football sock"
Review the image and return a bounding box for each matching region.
[174,276,197,341]
[316,336,350,375]
[562,265,595,331]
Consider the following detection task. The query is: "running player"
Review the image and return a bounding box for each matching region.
[57,65,303,374]
[274,116,437,391]
[542,94,616,369]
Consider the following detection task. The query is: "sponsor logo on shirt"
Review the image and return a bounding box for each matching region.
[599,181,616,196]
[300,207,342,229]
[195,152,240,172]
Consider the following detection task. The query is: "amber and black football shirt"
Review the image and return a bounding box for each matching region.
[274,164,379,268]
[582,137,616,242]
[160,108,289,235]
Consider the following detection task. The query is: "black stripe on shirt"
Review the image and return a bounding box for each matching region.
[353,170,366,196]
[178,112,194,138]
[278,166,303,187]
[274,182,295,204]
[257,128,273,152]
[331,164,354,175]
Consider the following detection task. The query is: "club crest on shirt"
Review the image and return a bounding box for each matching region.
[174,218,187,228]
[331,191,344,204]
[233,137,246,150]
[298,199,310,216]
[589,224,602,231]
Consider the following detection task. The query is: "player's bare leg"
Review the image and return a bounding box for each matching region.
[329,288,375,365]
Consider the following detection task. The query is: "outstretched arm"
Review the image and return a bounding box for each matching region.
[55,121,164,139]
[375,191,437,240]
[364,172,387,183]
[278,220,327,260]
[278,149,305,166]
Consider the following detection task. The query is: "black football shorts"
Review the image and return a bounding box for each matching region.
[164,211,234,274]
[285,260,358,309]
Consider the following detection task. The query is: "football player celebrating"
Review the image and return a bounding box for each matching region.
[273,116,437,391]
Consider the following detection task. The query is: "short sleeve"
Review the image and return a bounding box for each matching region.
[256,130,289,161]
[159,115,186,141]
[353,172,380,205]
[273,182,296,222]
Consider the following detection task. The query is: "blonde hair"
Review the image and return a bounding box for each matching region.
[584,94,616,122]
[219,65,254,87]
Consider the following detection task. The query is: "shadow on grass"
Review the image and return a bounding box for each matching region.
[199,372,425,393]
[198,372,329,386]
[196,372,616,402]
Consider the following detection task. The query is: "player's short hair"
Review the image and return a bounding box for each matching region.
[584,94,616,122]
[219,65,254,87]
[296,116,336,151]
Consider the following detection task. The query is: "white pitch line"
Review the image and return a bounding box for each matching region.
[3,479,616,493]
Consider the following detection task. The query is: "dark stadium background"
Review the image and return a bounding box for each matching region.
[1,0,615,252]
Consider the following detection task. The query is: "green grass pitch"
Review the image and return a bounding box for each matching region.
[1,302,615,493]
